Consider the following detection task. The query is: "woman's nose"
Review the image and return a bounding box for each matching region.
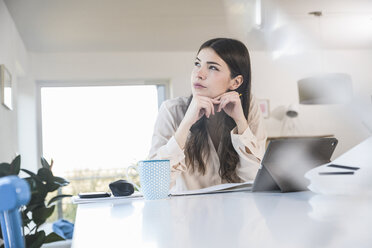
[196,66,207,80]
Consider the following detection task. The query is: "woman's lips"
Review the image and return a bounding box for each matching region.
[193,83,206,89]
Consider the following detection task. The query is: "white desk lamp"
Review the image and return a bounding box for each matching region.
[280,104,303,136]
[298,73,353,105]
[288,73,354,137]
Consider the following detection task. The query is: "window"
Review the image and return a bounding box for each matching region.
[39,83,167,221]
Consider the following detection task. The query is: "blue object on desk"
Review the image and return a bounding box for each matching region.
[53,219,74,239]
[0,176,31,248]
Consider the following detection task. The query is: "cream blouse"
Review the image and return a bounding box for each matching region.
[148,95,267,192]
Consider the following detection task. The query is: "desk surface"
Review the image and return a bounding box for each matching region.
[72,191,372,248]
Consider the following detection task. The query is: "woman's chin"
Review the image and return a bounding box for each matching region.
[192,92,209,97]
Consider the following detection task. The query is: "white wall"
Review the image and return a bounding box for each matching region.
[17,75,38,172]
[0,1,21,161]
[31,49,372,159]
[30,52,195,98]
[0,0,36,170]
[251,49,372,158]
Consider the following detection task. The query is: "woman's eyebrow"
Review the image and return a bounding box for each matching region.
[206,61,221,67]
[195,57,221,67]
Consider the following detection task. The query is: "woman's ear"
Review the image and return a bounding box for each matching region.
[229,75,243,90]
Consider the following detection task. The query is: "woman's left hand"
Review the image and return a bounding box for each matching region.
[214,91,248,133]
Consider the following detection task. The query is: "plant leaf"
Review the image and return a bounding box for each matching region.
[22,210,31,225]
[26,230,46,248]
[21,168,38,178]
[25,203,43,213]
[37,168,54,183]
[46,182,60,192]
[40,157,51,170]
[25,177,48,206]
[32,206,55,226]
[25,177,37,192]
[44,232,65,244]
[29,190,48,207]
[47,194,73,207]
[23,169,45,186]
[53,176,69,186]
[0,163,11,177]
[10,155,21,175]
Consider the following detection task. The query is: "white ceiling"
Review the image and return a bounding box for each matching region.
[4,0,372,52]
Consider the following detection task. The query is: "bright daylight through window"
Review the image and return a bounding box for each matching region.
[40,85,161,220]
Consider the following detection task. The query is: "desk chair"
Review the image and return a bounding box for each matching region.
[0,176,31,248]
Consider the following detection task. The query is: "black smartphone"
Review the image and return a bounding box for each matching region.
[78,192,111,198]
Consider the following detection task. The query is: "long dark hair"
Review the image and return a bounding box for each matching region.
[184,38,252,183]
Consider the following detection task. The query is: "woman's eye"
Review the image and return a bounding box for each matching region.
[194,62,201,67]
[209,66,219,71]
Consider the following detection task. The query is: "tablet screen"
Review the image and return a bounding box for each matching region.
[253,137,338,192]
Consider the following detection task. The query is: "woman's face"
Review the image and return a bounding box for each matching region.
[191,48,235,98]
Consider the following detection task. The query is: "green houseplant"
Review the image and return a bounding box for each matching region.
[0,155,72,248]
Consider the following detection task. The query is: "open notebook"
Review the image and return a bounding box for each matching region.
[169,181,253,196]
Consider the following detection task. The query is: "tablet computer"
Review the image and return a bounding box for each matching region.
[252,137,338,192]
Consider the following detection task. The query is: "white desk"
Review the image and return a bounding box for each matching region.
[72,191,372,248]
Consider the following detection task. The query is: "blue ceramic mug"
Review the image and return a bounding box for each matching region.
[126,160,170,200]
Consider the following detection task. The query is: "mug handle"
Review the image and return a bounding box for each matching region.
[125,165,141,191]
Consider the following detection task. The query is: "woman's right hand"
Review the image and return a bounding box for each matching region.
[175,95,217,149]
[183,95,217,126]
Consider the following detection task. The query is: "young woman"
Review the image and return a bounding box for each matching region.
[149,38,267,191]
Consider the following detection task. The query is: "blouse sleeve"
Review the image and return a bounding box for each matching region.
[230,95,268,181]
[148,100,187,187]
